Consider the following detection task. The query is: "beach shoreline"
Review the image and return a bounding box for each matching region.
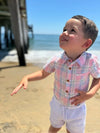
[0,61,100,133]
[1,46,100,69]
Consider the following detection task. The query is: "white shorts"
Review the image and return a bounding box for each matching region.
[50,96,86,133]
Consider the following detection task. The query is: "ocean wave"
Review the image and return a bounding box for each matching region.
[0,49,62,67]
[1,49,100,67]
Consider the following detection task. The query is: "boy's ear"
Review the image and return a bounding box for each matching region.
[82,39,92,49]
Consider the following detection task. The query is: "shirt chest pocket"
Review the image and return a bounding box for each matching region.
[75,72,89,81]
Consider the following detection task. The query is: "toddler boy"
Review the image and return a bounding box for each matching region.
[11,15,100,133]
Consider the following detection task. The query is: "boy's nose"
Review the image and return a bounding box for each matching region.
[63,30,69,35]
[62,31,69,38]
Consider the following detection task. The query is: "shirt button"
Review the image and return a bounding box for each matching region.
[66,90,69,93]
[69,67,71,70]
[66,79,70,82]
[68,59,72,62]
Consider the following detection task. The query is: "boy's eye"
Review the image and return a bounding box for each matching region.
[71,29,75,32]
[63,28,76,33]
[63,29,67,32]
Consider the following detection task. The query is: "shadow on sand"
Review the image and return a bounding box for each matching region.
[0,50,19,70]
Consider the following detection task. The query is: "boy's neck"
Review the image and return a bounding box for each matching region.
[65,50,85,61]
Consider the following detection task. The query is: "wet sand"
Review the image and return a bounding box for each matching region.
[0,61,100,133]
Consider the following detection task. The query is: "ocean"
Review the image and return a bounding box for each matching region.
[1,34,100,67]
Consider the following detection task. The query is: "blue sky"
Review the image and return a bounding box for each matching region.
[26,0,100,35]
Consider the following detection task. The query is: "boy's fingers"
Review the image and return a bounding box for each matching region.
[23,82,28,90]
[11,84,23,96]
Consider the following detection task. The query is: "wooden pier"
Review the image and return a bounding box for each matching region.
[0,0,33,66]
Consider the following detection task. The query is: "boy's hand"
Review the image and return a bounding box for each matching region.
[70,89,91,106]
[11,77,28,96]
[70,78,100,105]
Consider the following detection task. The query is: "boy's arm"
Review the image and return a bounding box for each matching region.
[87,78,100,97]
[11,69,50,96]
[70,78,100,105]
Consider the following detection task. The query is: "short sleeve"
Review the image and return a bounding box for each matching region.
[43,56,56,73]
[90,55,100,78]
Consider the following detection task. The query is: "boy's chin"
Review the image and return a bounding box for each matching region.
[59,43,67,50]
[59,44,63,49]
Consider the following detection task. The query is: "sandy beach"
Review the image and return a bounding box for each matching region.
[0,61,100,133]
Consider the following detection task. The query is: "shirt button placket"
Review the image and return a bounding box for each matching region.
[66,80,70,94]
[66,66,72,82]
[66,66,72,94]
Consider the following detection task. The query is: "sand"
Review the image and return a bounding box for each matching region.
[0,61,100,133]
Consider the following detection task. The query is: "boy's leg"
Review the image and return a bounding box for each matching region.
[66,129,70,133]
[48,125,61,133]
[48,125,70,133]
[66,103,86,133]
[49,96,65,132]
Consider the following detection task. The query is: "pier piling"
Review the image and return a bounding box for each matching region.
[0,0,34,66]
[8,0,26,66]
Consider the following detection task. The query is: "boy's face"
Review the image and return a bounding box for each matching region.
[59,18,88,52]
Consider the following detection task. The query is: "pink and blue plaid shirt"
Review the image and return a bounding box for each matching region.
[43,52,100,106]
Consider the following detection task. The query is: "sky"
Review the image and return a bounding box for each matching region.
[26,0,100,35]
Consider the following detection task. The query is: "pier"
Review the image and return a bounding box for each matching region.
[0,0,33,66]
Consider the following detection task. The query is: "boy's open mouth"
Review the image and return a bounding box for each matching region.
[61,36,68,41]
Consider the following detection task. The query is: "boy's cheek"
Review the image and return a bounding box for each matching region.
[69,35,76,41]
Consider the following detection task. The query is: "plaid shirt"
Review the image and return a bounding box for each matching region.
[43,52,100,106]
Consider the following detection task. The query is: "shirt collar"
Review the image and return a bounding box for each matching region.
[61,52,69,64]
[74,52,86,67]
[61,51,86,66]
